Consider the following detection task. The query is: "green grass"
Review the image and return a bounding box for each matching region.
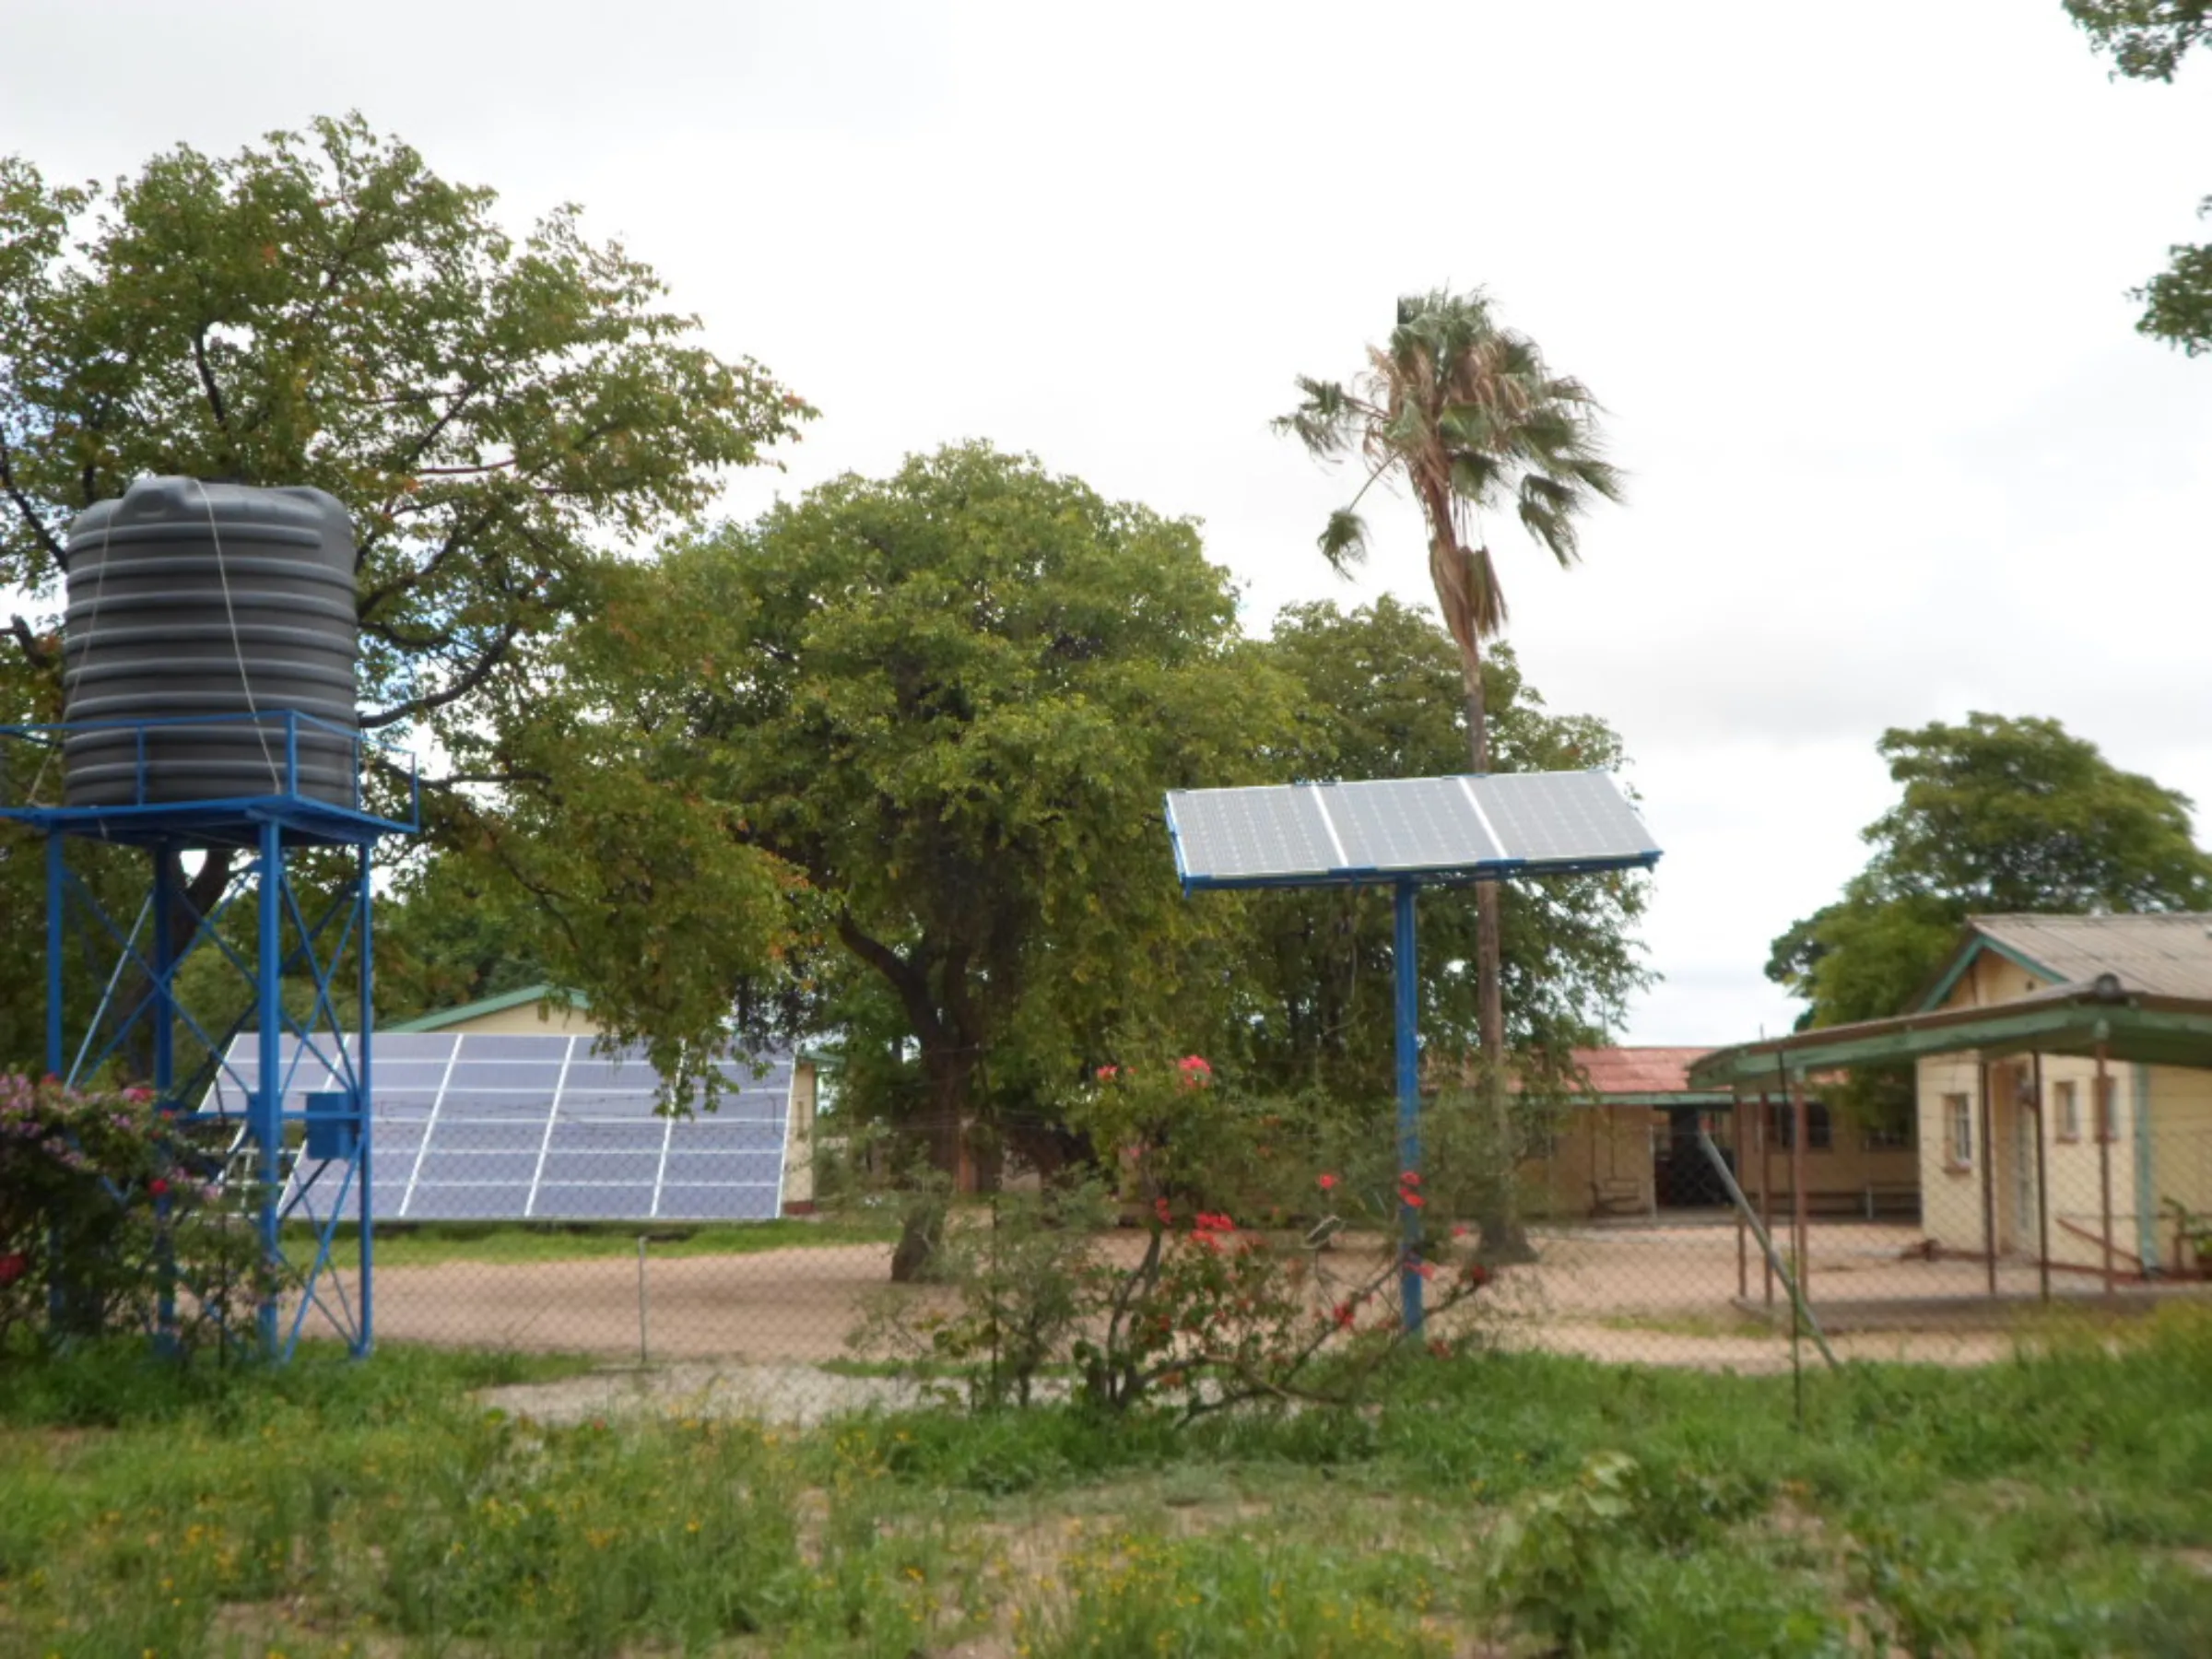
[6,1312,2212,1654]
[282,1214,900,1269]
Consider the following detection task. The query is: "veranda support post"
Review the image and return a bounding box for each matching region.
[2097,1042,2116,1297]
[1789,1076,1810,1303]
[2032,1052,2050,1304]
[1979,1058,1998,1298]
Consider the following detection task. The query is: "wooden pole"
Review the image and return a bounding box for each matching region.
[2096,1042,2116,1298]
[2032,1052,2051,1304]
[1979,1059,1998,1298]
[1790,1076,1810,1303]
[1759,1088,1774,1307]
[1734,1099,1748,1301]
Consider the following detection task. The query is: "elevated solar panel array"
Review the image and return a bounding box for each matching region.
[1164,771,1660,890]
[199,1031,794,1222]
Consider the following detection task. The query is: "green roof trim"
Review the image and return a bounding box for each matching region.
[1689,984,2212,1088]
[389,982,588,1033]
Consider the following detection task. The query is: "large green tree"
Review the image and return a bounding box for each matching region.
[1769,712,2212,1029]
[1226,597,1650,1106]
[1276,289,1622,1255]
[477,444,1299,1270]
[0,115,805,1069]
[2065,2,2212,351]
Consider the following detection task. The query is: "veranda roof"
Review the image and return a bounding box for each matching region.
[1687,978,2212,1089]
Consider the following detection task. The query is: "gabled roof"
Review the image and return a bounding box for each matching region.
[388,982,586,1032]
[1917,912,2212,1009]
[1561,1046,1731,1104]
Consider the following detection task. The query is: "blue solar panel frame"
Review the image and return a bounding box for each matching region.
[197,1030,799,1224]
[1164,770,1660,891]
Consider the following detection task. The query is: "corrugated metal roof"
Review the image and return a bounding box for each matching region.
[1971,912,2212,999]
[1569,1046,1717,1097]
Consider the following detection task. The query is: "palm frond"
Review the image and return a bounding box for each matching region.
[1317,507,1371,575]
[1271,377,1359,457]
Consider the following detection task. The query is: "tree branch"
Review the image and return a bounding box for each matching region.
[192,326,231,431]
[359,618,525,729]
[0,431,67,580]
[6,613,55,671]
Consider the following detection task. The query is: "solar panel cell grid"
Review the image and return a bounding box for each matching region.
[221,1028,796,1223]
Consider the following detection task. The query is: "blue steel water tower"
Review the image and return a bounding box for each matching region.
[0,477,415,1359]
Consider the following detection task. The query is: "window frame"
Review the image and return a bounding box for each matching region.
[1944,1091,1974,1170]
[2054,1078,2080,1143]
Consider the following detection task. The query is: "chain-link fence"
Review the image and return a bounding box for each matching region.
[252,1093,2212,1425]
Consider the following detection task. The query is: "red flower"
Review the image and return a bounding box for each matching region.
[1399,1191,1425,1209]
[1153,1196,1172,1225]
[1465,1261,1490,1286]
[1399,1171,1421,1186]
[1416,1260,1437,1281]
[1096,1065,1120,1082]
[147,1177,170,1198]
[1451,1223,1470,1239]
[1316,1172,1337,1192]
[1177,1054,1212,1088]
[1332,1301,1356,1330]
[0,1253,28,1288]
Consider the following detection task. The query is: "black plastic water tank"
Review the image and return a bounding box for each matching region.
[60,477,359,807]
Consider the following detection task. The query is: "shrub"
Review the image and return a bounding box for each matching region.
[0,1073,265,1359]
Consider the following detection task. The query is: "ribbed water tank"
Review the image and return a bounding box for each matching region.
[61,477,359,808]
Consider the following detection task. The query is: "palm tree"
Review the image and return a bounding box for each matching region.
[1276,288,1621,1259]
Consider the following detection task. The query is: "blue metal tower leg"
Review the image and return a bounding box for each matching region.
[1394,879,1422,1335]
[356,842,374,1358]
[153,847,177,1350]
[256,818,283,1359]
[45,834,65,1078]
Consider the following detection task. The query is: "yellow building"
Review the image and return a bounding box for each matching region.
[1911,916,2212,1274]
[1692,915,2212,1277]
[390,983,823,1213]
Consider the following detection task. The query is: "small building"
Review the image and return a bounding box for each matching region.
[1911,915,2212,1273]
[1524,1048,1729,1218]
[390,983,823,1214]
[1690,914,2212,1277]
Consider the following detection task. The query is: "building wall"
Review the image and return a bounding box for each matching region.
[1915,1048,2160,1269]
[2149,1063,2212,1271]
[1526,1105,1654,1218]
[434,1000,600,1038]
[1734,1094,1920,1218]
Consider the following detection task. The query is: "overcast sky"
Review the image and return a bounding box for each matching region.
[8,0,2210,1045]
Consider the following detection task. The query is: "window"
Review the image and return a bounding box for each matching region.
[1768,1100,1833,1152]
[2096,1075,2119,1143]
[2054,1080,2080,1142]
[1863,1116,1914,1152]
[1945,1092,1974,1168]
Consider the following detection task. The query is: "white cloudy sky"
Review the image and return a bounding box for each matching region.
[7,0,2210,1045]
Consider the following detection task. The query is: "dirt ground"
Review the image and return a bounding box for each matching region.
[300,1219,2200,1381]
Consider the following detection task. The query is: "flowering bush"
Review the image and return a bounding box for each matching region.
[0,1073,265,1359]
[853,1056,1497,1418]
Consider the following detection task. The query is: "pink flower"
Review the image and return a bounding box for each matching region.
[1316,1173,1337,1192]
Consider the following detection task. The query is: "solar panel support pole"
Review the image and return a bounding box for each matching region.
[356,841,375,1358]
[1394,879,1423,1335]
[256,817,284,1359]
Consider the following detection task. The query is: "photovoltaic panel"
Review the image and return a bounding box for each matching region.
[1165,770,1659,890]
[196,1029,799,1223]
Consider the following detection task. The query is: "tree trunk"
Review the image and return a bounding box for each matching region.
[888,1032,975,1284]
[1462,646,1535,1263]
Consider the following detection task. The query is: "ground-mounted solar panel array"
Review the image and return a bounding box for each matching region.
[1164,770,1660,889]
[198,1031,794,1222]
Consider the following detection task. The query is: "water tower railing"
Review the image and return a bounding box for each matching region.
[0,709,420,837]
